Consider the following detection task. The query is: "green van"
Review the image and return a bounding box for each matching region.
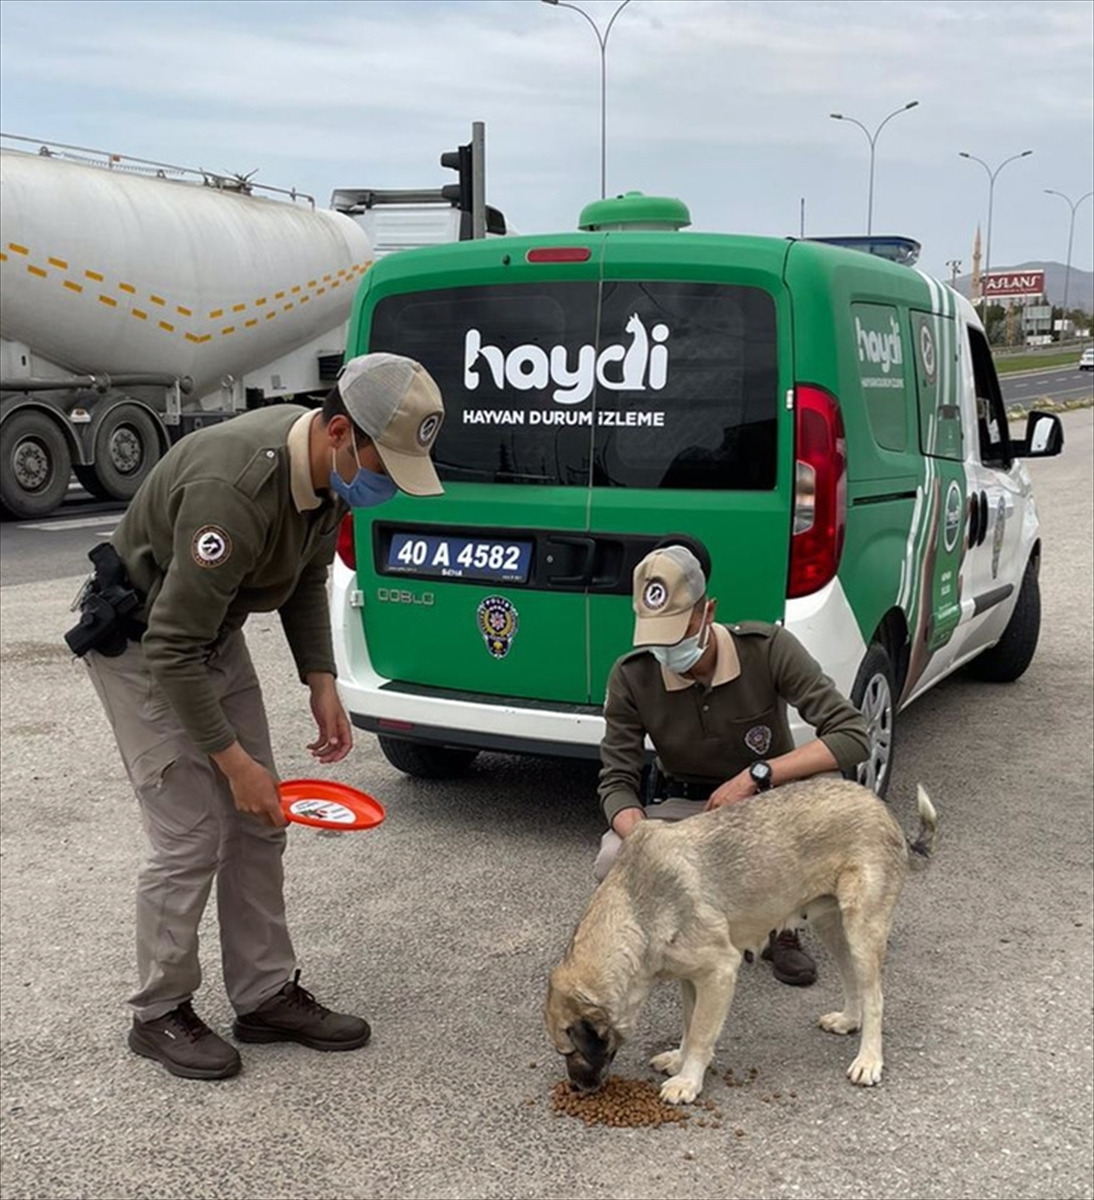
[329,194,1063,795]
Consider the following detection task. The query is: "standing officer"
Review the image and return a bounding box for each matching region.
[595,544,870,986]
[69,353,445,1080]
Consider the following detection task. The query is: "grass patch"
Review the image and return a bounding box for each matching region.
[994,351,1082,374]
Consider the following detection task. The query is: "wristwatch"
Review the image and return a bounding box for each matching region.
[749,761,773,793]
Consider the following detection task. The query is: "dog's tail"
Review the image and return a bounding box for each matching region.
[906,784,938,871]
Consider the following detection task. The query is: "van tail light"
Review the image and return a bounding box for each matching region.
[336,512,356,570]
[788,384,846,599]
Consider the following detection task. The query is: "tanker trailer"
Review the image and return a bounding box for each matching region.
[0,138,373,518]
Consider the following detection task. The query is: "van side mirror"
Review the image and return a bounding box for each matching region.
[1013,410,1064,458]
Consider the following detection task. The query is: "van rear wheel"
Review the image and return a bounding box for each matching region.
[377,736,479,779]
[846,643,896,799]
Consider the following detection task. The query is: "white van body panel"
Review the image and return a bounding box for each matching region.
[330,557,607,752]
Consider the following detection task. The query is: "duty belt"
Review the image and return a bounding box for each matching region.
[659,776,723,802]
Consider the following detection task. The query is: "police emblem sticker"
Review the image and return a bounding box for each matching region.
[643,579,668,612]
[943,479,963,553]
[477,595,519,659]
[745,724,773,756]
[191,525,232,568]
[919,322,936,382]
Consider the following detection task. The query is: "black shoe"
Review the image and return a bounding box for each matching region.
[233,970,371,1051]
[129,1001,242,1080]
[761,929,818,987]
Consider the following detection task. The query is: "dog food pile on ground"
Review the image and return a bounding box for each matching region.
[550,1077,699,1128]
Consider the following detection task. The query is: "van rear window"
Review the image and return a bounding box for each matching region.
[369,280,777,490]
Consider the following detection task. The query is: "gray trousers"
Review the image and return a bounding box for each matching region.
[593,798,708,882]
[86,630,295,1022]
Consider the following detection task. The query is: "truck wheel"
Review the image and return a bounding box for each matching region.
[0,410,73,519]
[966,562,1040,683]
[73,464,112,500]
[377,735,479,779]
[845,642,896,799]
[91,405,162,501]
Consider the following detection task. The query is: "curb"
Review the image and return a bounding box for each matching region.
[1006,395,1094,420]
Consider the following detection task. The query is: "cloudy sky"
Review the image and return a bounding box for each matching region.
[2,0,1091,286]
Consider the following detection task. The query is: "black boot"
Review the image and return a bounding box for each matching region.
[129,1001,242,1080]
[233,971,371,1051]
[761,929,818,987]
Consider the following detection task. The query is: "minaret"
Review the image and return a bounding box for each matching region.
[971,225,983,301]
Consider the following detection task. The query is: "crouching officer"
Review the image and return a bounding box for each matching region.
[595,544,870,987]
[67,353,445,1080]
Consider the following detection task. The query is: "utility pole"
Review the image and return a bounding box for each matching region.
[471,121,486,240]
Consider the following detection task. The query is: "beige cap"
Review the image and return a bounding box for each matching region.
[337,353,445,496]
[632,545,707,646]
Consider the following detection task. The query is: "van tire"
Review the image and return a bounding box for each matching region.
[377,736,479,779]
[966,562,1040,683]
[846,642,896,799]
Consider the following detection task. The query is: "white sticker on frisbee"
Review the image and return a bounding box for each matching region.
[289,799,356,824]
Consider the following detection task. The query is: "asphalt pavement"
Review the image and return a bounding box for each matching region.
[0,411,1091,1200]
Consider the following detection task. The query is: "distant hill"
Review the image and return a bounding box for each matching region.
[949,261,1094,312]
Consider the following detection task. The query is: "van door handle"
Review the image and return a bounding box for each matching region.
[978,491,989,545]
[545,536,595,586]
[968,494,980,547]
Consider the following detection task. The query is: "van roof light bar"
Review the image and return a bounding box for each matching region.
[807,236,921,267]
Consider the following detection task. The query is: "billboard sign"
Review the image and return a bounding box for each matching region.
[982,270,1045,299]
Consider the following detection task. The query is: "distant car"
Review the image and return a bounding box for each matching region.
[1080,347,1094,371]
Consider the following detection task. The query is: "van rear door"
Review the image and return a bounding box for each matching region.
[355,242,604,705]
[587,236,793,693]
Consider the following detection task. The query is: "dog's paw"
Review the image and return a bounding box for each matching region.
[660,1074,701,1105]
[847,1053,883,1087]
[819,1010,861,1036]
[650,1049,684,1076]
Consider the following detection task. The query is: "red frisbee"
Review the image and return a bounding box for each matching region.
[278,779,386,831]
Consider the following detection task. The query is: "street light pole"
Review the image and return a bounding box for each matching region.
[542,0,634,199]
[829,101,919,235]
[958,149,1033,287]
[1044,188,1094,333]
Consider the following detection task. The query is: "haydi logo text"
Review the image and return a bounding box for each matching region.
[856,315,904,374]
[464,314,670,405]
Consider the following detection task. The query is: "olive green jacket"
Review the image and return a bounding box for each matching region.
[598,622,870,825]
[112,406,344,754]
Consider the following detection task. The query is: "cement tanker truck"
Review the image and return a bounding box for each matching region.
[0,137,378,518]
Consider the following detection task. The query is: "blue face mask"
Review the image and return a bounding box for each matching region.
[330,446,398,508]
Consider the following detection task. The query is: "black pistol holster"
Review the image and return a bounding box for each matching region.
[64,542,145,658]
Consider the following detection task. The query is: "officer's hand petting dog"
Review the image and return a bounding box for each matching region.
[703,738,843,812]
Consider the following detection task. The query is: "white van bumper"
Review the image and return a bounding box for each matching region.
[331,559,607,758]
[332,563,863,760]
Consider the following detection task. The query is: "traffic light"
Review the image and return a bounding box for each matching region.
[440,142,473,240]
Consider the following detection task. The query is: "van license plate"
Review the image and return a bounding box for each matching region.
[385,533,534,584]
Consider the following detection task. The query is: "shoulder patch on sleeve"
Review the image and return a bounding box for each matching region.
[191,525,233,568]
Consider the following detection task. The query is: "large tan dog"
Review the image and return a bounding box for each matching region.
[545,777,937,1104]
